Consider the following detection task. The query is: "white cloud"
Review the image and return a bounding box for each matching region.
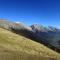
[15,22,21,24]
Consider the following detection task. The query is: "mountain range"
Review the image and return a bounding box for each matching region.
[0,19,60,53]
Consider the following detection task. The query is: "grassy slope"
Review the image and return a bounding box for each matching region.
[0,28,60,60]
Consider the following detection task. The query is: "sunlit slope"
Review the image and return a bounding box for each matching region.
[0,28,60,60]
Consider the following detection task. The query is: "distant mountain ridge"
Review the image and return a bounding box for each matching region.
[31,24,60,52]
[0,19,60,52]
[31,24,60,32]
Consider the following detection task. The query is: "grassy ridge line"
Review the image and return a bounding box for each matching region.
[0,28,60,60]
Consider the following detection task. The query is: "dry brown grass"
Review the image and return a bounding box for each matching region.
[0,28,60,60]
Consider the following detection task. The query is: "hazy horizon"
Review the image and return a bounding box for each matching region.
[0,0,60,28]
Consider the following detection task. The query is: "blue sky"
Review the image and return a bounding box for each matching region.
[0,0,60,27]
